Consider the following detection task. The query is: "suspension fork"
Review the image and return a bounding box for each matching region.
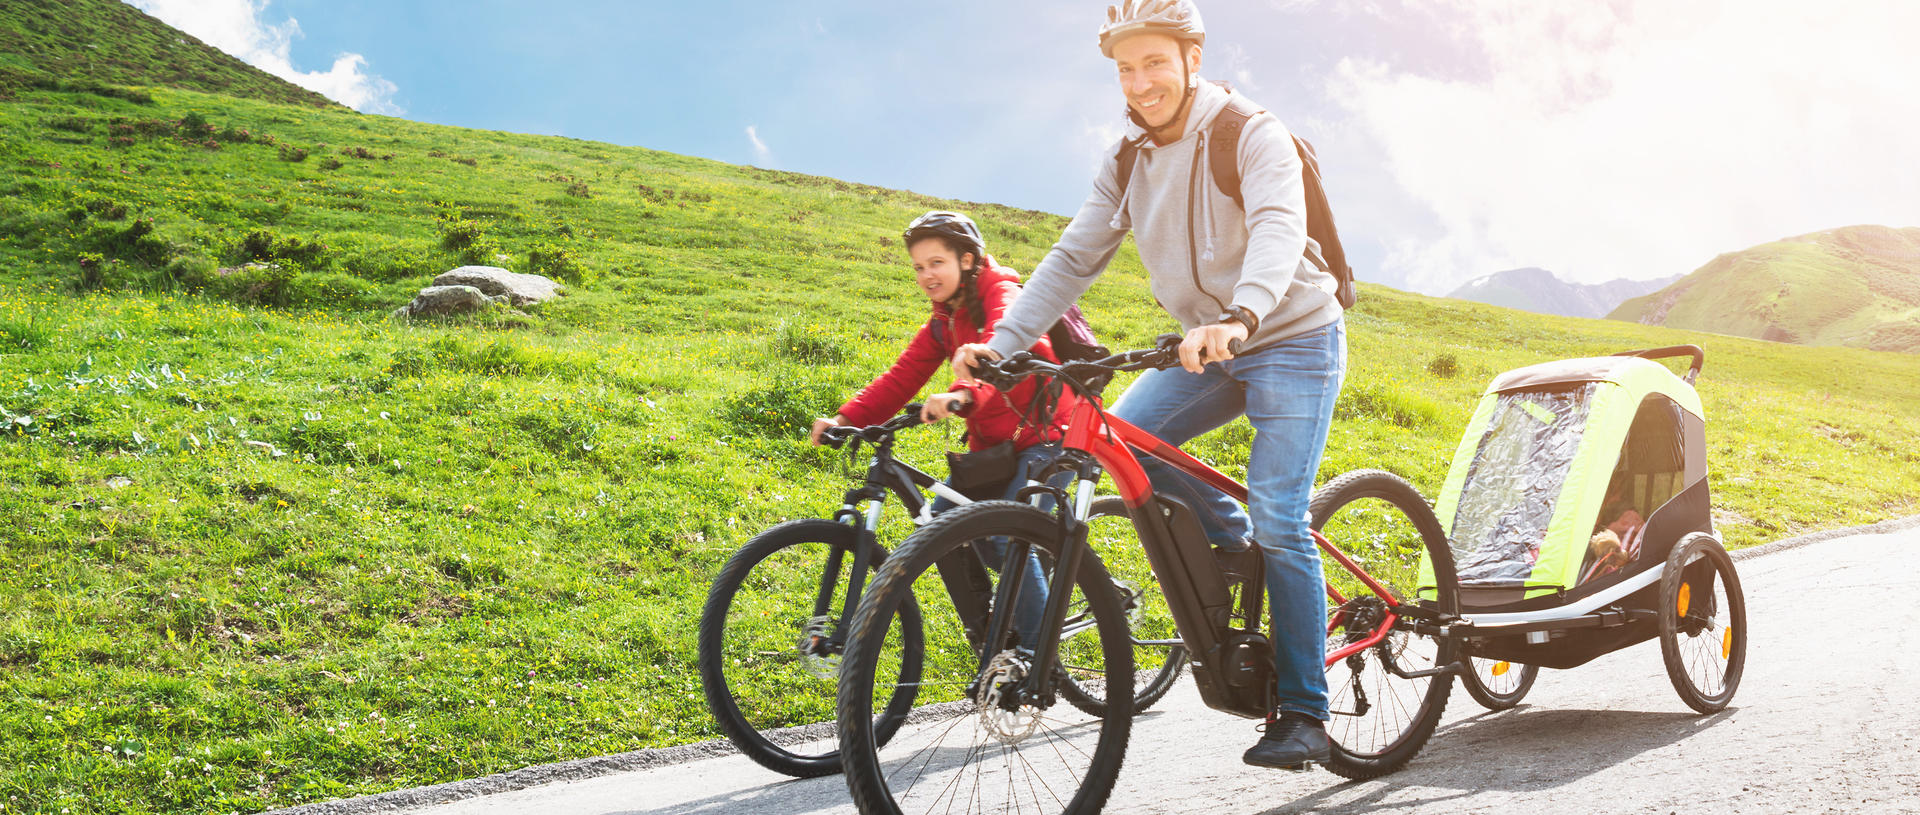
[819,487,885,652]
[1001,475,1100,707]
[970,468,1060,679]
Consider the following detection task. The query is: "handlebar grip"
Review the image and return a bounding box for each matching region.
[1227,337,1244,356]
[820,426,856,447]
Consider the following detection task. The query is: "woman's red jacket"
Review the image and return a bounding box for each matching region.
[836,255,1080,451]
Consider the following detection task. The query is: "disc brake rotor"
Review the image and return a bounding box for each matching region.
[799,615,839,681]
[975,649,1041,744]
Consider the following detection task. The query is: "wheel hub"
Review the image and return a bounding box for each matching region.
[798,615,840,680]
[975,649,1041,744]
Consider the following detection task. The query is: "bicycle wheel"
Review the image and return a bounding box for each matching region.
[839,500,1133,815]
[1458,655,1538,711]
[698,519,923,778]
[1310,469,1458,780]
[1056,496,1188,716]
[1659,533,1746,714]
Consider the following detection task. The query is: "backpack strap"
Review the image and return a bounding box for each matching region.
[1114,94,1258,209]
[1208,93,1261,210]
[1111,134,1149,209]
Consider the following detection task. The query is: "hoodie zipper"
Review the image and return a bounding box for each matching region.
[1186,132,1228,316]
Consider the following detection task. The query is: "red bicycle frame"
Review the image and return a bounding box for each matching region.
[1055,396,1403,716]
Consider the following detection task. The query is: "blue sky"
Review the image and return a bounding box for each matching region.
[130,1,1920,295]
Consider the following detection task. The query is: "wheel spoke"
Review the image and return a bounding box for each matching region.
[1313,471,1456,778]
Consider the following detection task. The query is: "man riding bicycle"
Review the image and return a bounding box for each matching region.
[953,0,1347,770]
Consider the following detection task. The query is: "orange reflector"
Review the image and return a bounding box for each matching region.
[1491,661,1511,677]
[1677,583,1692,618]
[1722,627,1733,659]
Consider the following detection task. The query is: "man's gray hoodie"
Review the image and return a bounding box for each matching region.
[985,79,1343,360]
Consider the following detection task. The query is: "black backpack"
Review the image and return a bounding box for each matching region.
[1045,304,1109,362]
[1113,89,1357,309]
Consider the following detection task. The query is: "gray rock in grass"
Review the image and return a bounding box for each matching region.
[432,266,561,306]
[392,285,504,319]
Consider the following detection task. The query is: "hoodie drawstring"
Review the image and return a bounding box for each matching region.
[1198,132,1218,264]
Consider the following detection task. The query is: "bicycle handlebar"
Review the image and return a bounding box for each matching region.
[971,333,1244,394]
[819,403,926,449]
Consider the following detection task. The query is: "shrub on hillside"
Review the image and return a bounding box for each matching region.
[211,261,297,307]
[527,241,589,286]
[440,217,503,266]
[178,111,213,138]
[720,371,843,438]
[277,143,309,162]
[771,319,852,364]
[74,252,107,291]
[90,217,173,267]
[0,317,51,351]
[238,230,331,269]
[1426,353,1460,378]
[83,198,129,221]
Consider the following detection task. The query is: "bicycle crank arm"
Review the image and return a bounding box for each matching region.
[1387,659,1465,681]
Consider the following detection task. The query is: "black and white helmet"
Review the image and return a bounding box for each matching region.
[902,211,985,257]
[1098,0,1206,58]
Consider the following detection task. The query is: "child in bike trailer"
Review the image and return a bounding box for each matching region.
[954,0,1347,770]
[809,210,1084,646]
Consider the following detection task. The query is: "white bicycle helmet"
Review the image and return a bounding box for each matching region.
[1098,0,1206,57]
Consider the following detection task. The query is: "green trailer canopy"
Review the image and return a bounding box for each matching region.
[1421,356,1705,601]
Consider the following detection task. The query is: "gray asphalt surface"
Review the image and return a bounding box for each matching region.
[270,518,1920,815]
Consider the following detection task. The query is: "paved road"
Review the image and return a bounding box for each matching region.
[286,522,1920,815]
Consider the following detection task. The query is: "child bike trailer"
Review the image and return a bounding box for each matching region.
[1418,345,1746,713]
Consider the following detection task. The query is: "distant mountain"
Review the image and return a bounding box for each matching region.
[1447,267,1681,319]
[1608,225,1920,353]
[0,0,335,108]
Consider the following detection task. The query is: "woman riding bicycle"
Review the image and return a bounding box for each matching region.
[810,210,1082,644]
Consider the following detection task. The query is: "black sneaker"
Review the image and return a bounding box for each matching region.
[1242,711,1330,770]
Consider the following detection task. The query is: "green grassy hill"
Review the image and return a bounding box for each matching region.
[0,0,336,108]
[1,7,1918,815]
[1609,225,1920,352]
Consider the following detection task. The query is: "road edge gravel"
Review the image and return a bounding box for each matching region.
[259,512,1920,815]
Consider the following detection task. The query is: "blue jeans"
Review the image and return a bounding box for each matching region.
[1111,320,1346,721]
[929,443,1066,648]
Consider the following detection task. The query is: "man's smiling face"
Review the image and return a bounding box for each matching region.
[1112,32,1200,132]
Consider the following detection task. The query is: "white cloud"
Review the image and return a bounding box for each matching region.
[1330,0,1920,293]
[1218,43,1260,92]
[126,0,401,114]
[1077,116,1128,182]
[745,125,773,166]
